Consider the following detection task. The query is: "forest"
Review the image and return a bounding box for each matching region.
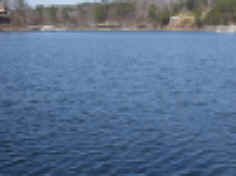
[2,0,236,29]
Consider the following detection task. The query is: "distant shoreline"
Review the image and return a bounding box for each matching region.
[1,25,236,33]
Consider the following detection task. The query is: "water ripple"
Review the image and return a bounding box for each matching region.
[0,31,236,176]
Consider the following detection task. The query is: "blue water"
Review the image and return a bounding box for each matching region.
[0,31,236,176]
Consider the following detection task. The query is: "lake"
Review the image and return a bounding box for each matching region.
[0,31,236,176]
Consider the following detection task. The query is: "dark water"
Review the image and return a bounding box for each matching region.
[0,31,236,176]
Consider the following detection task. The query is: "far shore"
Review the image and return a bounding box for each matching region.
[1,25,236,33]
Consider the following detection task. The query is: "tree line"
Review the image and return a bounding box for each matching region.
[3,0,236,28]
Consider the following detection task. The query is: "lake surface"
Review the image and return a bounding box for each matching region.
[0,31,236,176]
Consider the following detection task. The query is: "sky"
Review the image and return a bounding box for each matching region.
[27,0,96,6]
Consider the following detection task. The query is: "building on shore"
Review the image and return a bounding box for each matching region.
[168,14,195,29]
[0,2,9,24]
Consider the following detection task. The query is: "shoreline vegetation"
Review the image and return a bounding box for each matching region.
[1,0,236,33]
[1,24,236,33]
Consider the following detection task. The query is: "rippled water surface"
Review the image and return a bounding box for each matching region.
[0,31,236,176]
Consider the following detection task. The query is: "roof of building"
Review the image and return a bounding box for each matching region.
[0,3,7,13]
